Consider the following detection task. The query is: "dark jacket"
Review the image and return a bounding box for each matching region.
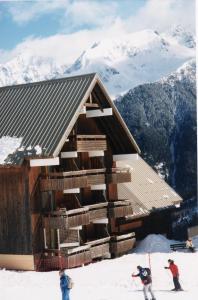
[133,268,152,285]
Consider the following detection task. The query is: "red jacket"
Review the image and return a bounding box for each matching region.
[169,263,179,277]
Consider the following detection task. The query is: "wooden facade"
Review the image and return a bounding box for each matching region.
[0,75,141,271]
[0,74,182,271]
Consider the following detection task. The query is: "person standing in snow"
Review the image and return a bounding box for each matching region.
[164,259,183,291]
[59,269,70,300]
[186,238,195,252]
[132,265,156,300]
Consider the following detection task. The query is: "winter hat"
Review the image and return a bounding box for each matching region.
[168,259,174,263]
[59,269,65,275]
[137,265,142,270]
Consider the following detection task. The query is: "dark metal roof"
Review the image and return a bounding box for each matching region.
[0,73,96,164]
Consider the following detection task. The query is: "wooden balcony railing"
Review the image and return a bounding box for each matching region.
[39,245,92,270]
[62,245,92,268]
[108,201,133,218]
[40,168,131,191]
[44,202,109,228]
[69,135,107,152]
[85,237,110,259]
[85,203,108,222]
[40,168,105,191]
[44,207,90,229]
[110,233,136,256]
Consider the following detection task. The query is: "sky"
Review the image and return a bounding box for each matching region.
[0,0,196,64]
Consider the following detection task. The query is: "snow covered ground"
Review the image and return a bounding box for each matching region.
[0,234,198,300]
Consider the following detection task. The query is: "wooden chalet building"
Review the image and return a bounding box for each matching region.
[0,73,182,271]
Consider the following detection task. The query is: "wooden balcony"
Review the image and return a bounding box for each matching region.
[85,237,110,259]
[40,167,131,191]
[62,245,92,268]
[108,201,133,218]
[44,207,90,229]
[85,203,108,222]
[40,168,105,191]
[110,233,136,256]
[39,245,92,270]
[70,135,107,152]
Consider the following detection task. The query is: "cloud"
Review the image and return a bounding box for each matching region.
[126,0,195,33]
[5,0,118,28]
[6,0,69,24]
[63,0,117,30]
[0,19,127,65]
[0,0,195,66]
[4,0,195,34]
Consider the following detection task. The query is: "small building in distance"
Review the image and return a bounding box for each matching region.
[0,73,182,271]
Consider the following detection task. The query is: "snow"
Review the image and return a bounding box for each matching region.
[154,162,166,179]
[0,234,198,300]
[134,234,177,253]
[34,145,42,155]
[0,137,43,164]
[160,59,196,85]
[65,29,195,97]
[0,26,195,97]
[0,136,22,164]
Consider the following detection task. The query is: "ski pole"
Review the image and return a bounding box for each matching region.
[131,273,138,288]
[148,252,151,273]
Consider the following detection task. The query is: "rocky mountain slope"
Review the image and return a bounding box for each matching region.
[115,59,196,200]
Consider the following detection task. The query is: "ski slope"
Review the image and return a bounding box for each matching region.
[0,235,197,300]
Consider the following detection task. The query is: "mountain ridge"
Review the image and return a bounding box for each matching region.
[0,25,195,97]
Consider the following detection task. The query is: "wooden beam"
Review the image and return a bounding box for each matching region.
[86,108,112,118]
[80,106,86,114]
[60,242,80,248]
[30,157,59,167]
[63,188,80,194]
[92,218,108,224]
[61,151,78,158]
[76,134,106,139]
[113,153,139,161]
[43,229,47,249]
[91,184,106,190]
[84,103,99,108]
[88,151,104,157]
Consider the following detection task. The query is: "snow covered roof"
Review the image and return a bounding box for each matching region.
[117,156,182,211]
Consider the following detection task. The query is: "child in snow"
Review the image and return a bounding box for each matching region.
[186,238,195,252]
[59,269,70,300]
[132,265,156,300]
[164,259,183,291]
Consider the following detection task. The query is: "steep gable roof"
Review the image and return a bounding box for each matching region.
[0,73,140,165]
[0,74,96,163]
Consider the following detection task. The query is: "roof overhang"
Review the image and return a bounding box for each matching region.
[53,74,140,157]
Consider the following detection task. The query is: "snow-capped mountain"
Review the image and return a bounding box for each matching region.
[65,28,195,96]
[161,58,196,85]
[169,24,196,48]
[0,54,68,87]
[115,59,196,200]
[0,26,195,97]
